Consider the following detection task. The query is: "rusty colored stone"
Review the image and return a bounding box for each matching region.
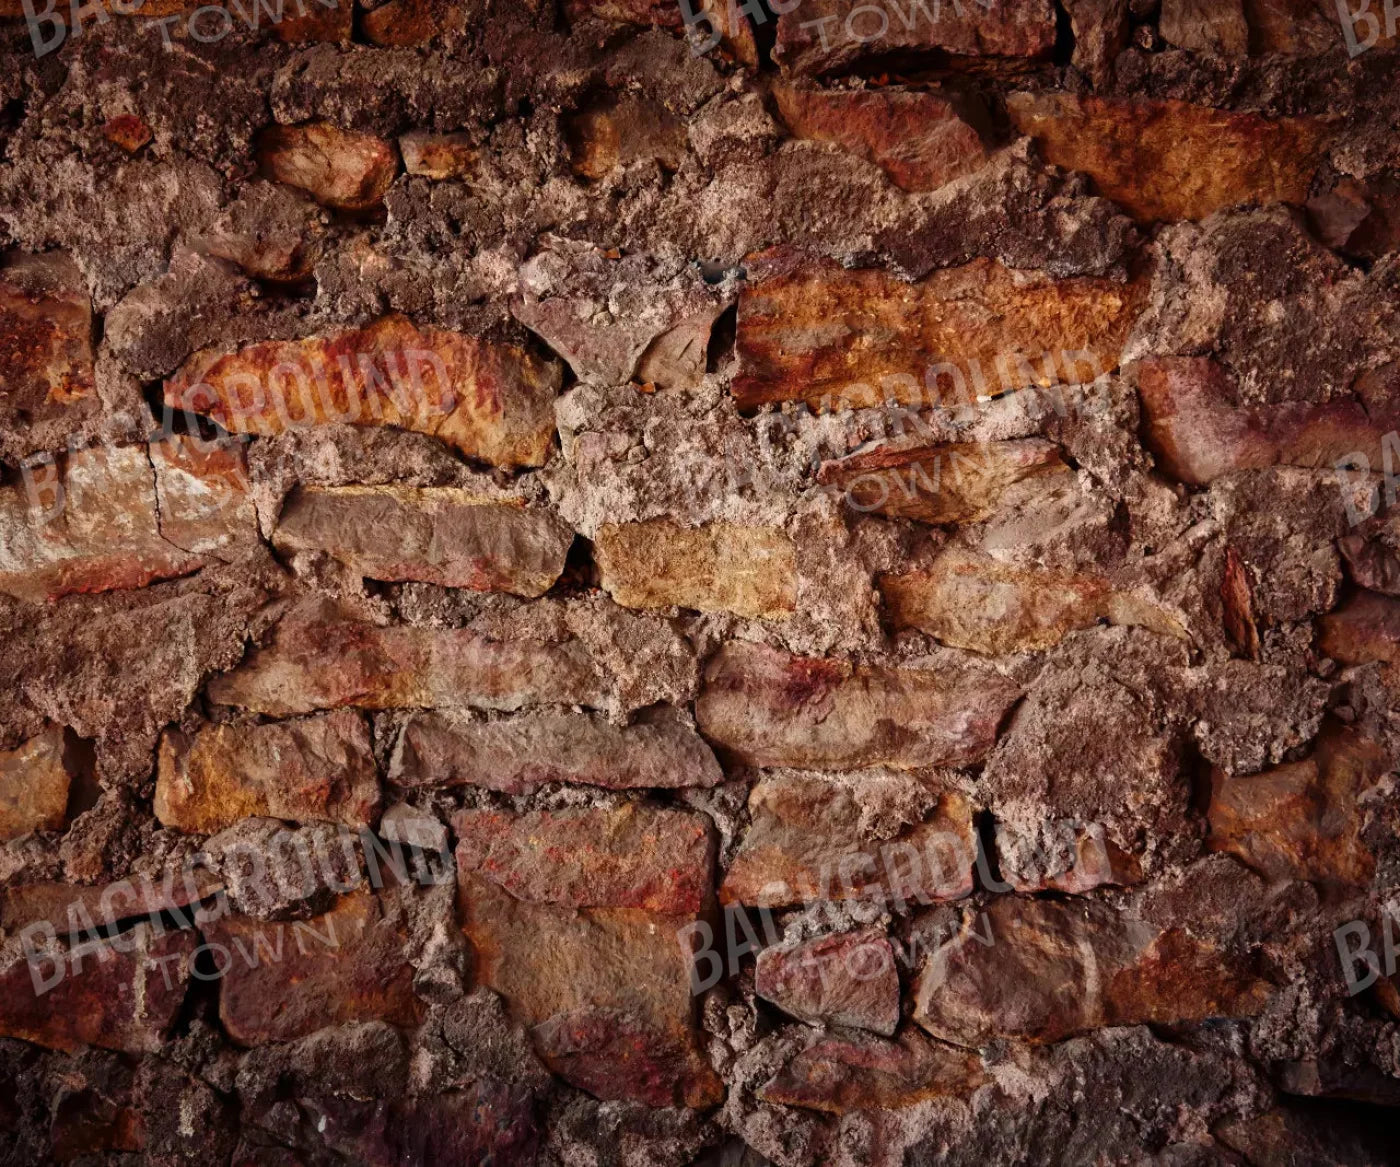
[721,771,976,908]
[755,927,901,1035]
[399,131,476,179]
[595,520,797,620]
[258,122,399,211]
[206,599,606,716]
[818,438,1070,525]
[163,315,561,468]
[209,890,423,1045]
[272,486,573,596]
[567,95,687,180]
[0,924,196,1054]
[1160,0,1249,53]
[1318,590,1400,667]
[0,868,222,939]
[453,803,712,913]
[149,435,258,559]
[911,897,1271,1047]
[772,85,986,192]
[390,711,723,792]
[773,0,1057,76]
[696,640,1021,770]
[154,711,381,835]
[733,253,1145,411]
[1207,726,1389,886]
[102,115,152,153]
[274,0,353,42]
[1006,93,1329,224]
[881,546,1186,655]
[758,1029,987,1113]
[0,727,74,842]
[565,0,756,62]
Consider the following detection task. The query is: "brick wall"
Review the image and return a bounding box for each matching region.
[1,0,1400,1163]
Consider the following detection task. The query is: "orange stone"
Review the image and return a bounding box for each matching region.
[399,131,476,180]
[259,122,399,211]
[0,726,74,842]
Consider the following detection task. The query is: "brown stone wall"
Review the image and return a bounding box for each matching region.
[1,0,1400,1163]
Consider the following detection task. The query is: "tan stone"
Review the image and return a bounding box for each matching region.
[206,599,606,716]
[733,253,1145,411]
[755,927,901,1035]
[567,95,686,180]
[149,435,258,558]
[258,122,399,211]
[272,486,573,596]
[0,727,74,842]
[721,771,976,907]
[595,520,797,619]
[772,85,986,192]
[696,641,1021,770]
[390,710,723,792]
[399,131,476,179]
[881,546,1186,655]
[155,711,381,835]
[164,314,561,468]
[1006,94,1329,223]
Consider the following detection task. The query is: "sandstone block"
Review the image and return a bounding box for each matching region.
[258,122,399,210]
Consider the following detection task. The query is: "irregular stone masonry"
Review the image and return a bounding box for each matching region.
[0,3,1397,1165]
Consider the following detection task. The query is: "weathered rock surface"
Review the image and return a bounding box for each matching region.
[0,727,74,842]
[258,122,400,210]
[755,927,901,1035]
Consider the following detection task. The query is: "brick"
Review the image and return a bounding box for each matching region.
[696,641,1021,770]
[1136,357,1390,486]
[1160,0,1249,54]
[0,727,73,842]
[721,771,976,907]
[154,711,380,835]
[206,599,606,716]
[453,804,712,913]
[258,122,399,211]
[595,520,797,619]
[733,253,1144,411]
[881,546,1186,655]
[1207,725,1387,886]
[911,897,1271,1047]
[272,486,573,596]
[163,314,561,468]
[208,890,422,1045]
[818,438,1070,524]
[390,710,723,792]
[1318,590,1400,667]
[399,131,476,180]
[0,923,196,1054]
[758,1029,986,1113]
[754,927,900,1035]
[772,85,986,193]
[149,435,258,559]
[456,806,721,1107]
[773,0,1057,76]
[1006,94,1329,224]
[567,95,686,180]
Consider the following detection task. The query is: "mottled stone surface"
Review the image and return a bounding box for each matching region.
[258,122,399,210]
[0,727,74,842]
[755,927,901,1035]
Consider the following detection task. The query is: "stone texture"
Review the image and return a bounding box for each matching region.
[258,122,399,210]
[755,927,901,1035]
[154,711,381,835]
[721,770,976,907]
[272,486,573,596]
[390,710,723,792]
[1160,0,1250,54]
[398,131,476,180]
[1317,590,1400,667]
[0,727,74,842]
[567,95,687,179]
[696,641,1021,770]
[595,520,797,619]
[164,315,561,468]
[149,435,259,559]
[1006,94,1329,223]
[733,253,1145,411]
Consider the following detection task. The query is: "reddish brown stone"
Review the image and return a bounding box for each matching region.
[163,315,561,468]
[595,520,797,619]
[1207,726,1389,886]
[154,711,381,835]
[721,771,976,908]
[1006,94,1329,224]
[818,438,1070,525]
[275,0,353,42]
[149,435,258,559]
[0,868,222,938]
[755,927,900,1035]
[567,96,686,180]
[0,726,74,842]
[1317,590,1400,667]
[272,486,573,596]
[1160,0,1249,54]
[773,0,1057,76]
[102,115,152,154]
[258,122,399,211]
[881,546,1186,656]
[399,132,476,179]
[206,598,606,716]
[390,711,723,792]
[696,640,1021,770]
[912,896,1271,1047]
[565,0,756,62]
[453,804,713,913]
[758,1029,987,1113]
[734,253,1145,411]
[208,890,423,1045]
[191,183,326,283]
[0,923,196,1054]
[772,85,986,192]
